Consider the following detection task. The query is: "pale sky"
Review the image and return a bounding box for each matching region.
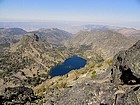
[0,0,140,28]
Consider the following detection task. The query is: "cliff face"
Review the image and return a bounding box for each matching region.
[111,40,140,85]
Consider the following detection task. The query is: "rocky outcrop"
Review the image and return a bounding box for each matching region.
[109,40,140,104]
[50,80,139,105]
[0,86,38,105]
[110,40,140,85]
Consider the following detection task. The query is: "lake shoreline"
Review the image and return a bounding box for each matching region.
[50,55,87,77]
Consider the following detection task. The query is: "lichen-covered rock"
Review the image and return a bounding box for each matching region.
[110,40,140,84]
[50,79,139,105]
[53,81,115,105]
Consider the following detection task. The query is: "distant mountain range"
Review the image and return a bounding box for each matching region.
[0,27,138,58]
[0,28,72,51]
[0,28,27,36]
[1,22,140,40]
[65,30,135,58]
[64,25,140,39]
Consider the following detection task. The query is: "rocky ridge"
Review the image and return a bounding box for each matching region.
[0,33,72,88]
[65,30,135,58]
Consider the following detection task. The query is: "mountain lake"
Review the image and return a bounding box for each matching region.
[50,55,87,77]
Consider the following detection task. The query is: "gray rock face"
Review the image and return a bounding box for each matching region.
[52,80,139,105]
[111,40,140,84]
[54,81,115,105]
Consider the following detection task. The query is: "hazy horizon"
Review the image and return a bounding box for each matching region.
[0,0,140,29]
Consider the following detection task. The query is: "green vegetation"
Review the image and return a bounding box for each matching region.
[55,81,68,88]
[81,69,88,74]
[96,62,103,68]
[91,71,96,78]
[73,76,79,80]
[106,59,113,66]
[95,54,104,62]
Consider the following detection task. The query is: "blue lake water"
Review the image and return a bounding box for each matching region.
[50,55,87,77]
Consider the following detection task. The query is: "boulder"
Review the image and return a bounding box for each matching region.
[110,40,140,84]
